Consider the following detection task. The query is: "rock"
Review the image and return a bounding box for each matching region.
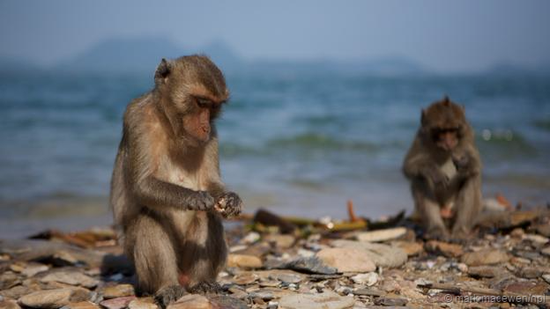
[0,299,21,309]
[128,298,158,309]
[355,228,407,242]
[374,297,408,306]
[541,247,550,257]
[228,287,248,299]
[100,297,137,309]
[0,285,37,299]
[461,249,509,266]
[271,256,338,275]
[331,240,408,268]
[249,290,274,300]
[0,272,21,290]
[41,271,99,288]
[353,288,385,297]
[102,284,135,299]
[264,234,296,249]
[503,281,548,295]
[279,291,355,309]
[168,294,212,309]
[61,301,100,309]
[22,264,49,277]
[227,254,262,269]
[468,266,499,278]
[394,241,423,257]
[535,224,550,237]
[542,274,550,284]
[524,234,549,244]
[19,288,90,308]
[241,232,261,244]
[232,273,258,285]
[317,248,376,273]
[351,273,378,286]
[261,270,304,284]
[209,295,248,309]
[425,241,463,258]
[517,267,541,279]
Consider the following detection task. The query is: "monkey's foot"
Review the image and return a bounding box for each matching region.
[155,285,186,308]
[188,281,223,294]
[424,227,450,241]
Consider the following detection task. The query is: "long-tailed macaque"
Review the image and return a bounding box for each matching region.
[110,55,242,306]
[403,96,482,240]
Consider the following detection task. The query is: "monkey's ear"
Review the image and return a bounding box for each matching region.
[443,95,450,105]
[155,58,171,84]
[421,109,427,126]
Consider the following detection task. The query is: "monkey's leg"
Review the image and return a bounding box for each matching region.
[129,214,185,307]
[413,184,449,239]
[452,177,482,239]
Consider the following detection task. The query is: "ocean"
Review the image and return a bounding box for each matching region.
[0,69,549,238]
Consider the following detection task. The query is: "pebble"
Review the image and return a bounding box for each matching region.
[461,249,509,266]
[425,241,463,258]
[0,299,21,309]
[102,284,135,299]
[61,301,101,309]
[22,264,49,277]
[227,254,262,269]
[354,227,407,242]
[100,296,137,309]
[274,256,338,275]
[374,296,408,306]
[542,274,550,284]
[351,273,379,286]
[127,298,158,309]
[331,240,408,268]
[317,248,376,273]
[394,241,424,256]
[41,271,99,288]
[279,291,355,309]
[19,288,90,308]
[468,266,500,278]
[264,234,296,249]
[167,294,212,309]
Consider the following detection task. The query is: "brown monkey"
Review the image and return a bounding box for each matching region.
[403,96,482,240]
[110,55,242,306]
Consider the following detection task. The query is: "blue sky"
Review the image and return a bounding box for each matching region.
[1,0,549,72]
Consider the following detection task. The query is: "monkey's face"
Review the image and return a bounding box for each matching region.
[421,97,467,153]
[182,97,223,143]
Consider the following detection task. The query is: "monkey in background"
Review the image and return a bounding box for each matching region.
[403,96,482,240]
[110,55,242,306]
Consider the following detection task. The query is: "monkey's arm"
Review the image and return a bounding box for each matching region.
[125,122,215,212]
[402,140,448,186]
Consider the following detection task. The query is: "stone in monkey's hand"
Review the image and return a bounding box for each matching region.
[214,192,242,218]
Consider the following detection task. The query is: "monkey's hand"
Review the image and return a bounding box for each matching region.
[423,165,449,189]
[214,192,242,218]
[452,153,475,178]
[188,191,216,211]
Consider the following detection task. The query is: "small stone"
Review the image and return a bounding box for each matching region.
[250,290,274,300]
[168,294,212,309]
[265,270,304,284]
[279,291,355,309]
[517,267,541,279]
[353,288,385,297]
[503,281,548,295]
[100,297,137,309]
[457,263,468,273]
[61,301,100,309]
[351,273,378,286]
[102,284,135,299]
[355,228,407,243]
[542,274,550,284]
[232,273,258,285]
[264,234,296,249]
[9,263,25,273]
[461,249,509,266]
[128,297,158,309]
[535,224,550,237]
[468,266,499,278]
[22,264,49,277]
[19,288,90,308]
[228,287,248,299]
[227,254,262,269]
[0,299,21,309]
[273,256,338,275]
[0,272,21,290]
[0,285,36,299]
[209,295,248,309]
[394,241,423,256]
[317,248,376,273]
[510,228,525,238]
[241,232,261,245]
[41,271,99,288]
[425,241,463,258]
[331,240,408,268]
[541,247,550,257]
[374,297,408,306]
[524,234,549,244]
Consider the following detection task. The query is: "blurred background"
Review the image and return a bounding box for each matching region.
[0,1,549,238]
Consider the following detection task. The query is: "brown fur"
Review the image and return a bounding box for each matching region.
[110,55,241,307]
[403,96,482,240]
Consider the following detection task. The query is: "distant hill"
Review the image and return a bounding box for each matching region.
[0,56,42,73]
[58,37,244,73]
[486,62,550,76]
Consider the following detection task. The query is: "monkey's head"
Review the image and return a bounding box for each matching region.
[420,96,469,153]
[154,55,229,145]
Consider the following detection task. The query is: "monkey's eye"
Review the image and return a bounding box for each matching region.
[196,98,212,109]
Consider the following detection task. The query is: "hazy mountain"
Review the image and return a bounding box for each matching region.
[486,62,550,76]
[0,55,42,73]
[58,37,244,73]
